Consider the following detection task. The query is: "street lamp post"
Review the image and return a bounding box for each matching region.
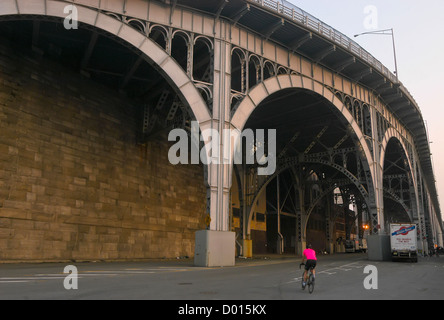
[354,28,399,82]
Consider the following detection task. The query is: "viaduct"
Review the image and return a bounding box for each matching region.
[0,0,442,266]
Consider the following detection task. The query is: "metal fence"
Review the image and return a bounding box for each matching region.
[247,0,423,113]
[248,0,397,83]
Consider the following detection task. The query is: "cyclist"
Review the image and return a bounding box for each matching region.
[301,244,317,288]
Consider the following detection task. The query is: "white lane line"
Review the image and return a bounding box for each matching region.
[0,268,170,284]
[81,271,155,274]
[1,266,207,285]
[284,262,366,284]
[0,277,67,280]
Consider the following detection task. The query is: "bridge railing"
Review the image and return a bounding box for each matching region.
[248,0,397,83]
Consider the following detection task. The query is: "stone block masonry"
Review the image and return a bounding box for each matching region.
[0,40,206,262]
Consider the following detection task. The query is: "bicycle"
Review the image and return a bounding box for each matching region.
[299,263,315,294]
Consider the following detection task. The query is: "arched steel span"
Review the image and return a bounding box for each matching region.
[0,2,216,123]
[232,74,377,234]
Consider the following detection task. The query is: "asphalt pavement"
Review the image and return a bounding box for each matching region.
[0,252,443,300]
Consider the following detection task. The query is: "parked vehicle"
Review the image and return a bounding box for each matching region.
[345,240,357,253]
[358,238,367,253]
[390,223,418,262]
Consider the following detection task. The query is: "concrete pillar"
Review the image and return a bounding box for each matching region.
[365,106,388,260]
[194,230,235,267]
[369,105,385,234]
[367,234,391,261]
[195,23,235,267]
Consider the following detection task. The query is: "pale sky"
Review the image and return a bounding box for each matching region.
[287,0,444,217]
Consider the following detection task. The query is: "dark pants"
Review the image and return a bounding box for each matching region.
[305,259,317,271]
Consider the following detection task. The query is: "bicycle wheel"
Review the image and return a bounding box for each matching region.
[308,273,315,294]
[301,271,306,290]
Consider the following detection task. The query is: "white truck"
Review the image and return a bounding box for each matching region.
[390,223,418,262]
[358,238,367,253]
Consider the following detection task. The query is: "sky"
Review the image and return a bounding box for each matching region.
[287,0,444,218]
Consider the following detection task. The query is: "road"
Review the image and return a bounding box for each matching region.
[1,253,443,300]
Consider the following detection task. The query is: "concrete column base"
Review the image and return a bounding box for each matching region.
[194,230,236,267]
[367,234,391,261]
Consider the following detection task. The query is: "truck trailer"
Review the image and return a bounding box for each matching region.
[390,223,418,262]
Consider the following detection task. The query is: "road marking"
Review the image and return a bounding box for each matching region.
[0,276,67,280]
[283,262,366,285]
[0,276,67,283]
[318,262,366,276]
[82,271,155,274]
[0,266,196,284]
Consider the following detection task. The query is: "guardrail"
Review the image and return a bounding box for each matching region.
[247,0,424,115]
